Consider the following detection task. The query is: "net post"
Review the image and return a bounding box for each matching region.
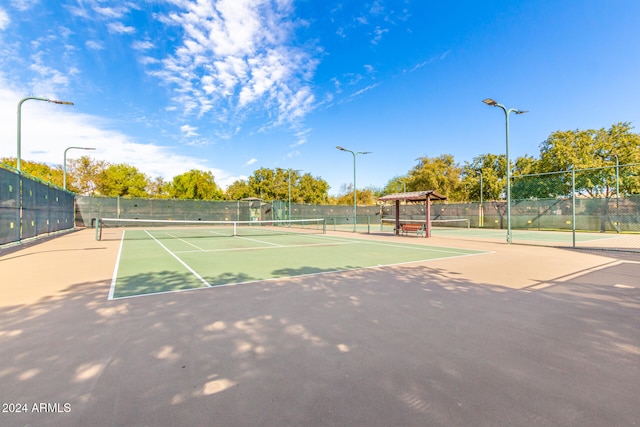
[95,218,100,241]
[322,218,326,234]
[233,221,237,237]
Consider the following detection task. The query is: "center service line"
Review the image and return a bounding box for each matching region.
[144,230,212,287]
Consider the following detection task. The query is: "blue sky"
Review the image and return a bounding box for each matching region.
[1,0,639,195]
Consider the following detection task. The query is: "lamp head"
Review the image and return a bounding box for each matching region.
[482,98,498,107]
[50,100,74,105]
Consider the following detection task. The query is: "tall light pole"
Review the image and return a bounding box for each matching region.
[477,170,483,228]
[18,97,74,173]
[336,146,372,232]
[64,146,95,190]
[288,169,302,220]
[482,98,527,244]
[613,154,619,233]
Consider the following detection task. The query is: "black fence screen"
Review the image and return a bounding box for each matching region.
[0,165,75,246]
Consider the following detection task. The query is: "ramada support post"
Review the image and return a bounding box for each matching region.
[377,190,446,239]
[425,195,431,238]
[395,200,400,236]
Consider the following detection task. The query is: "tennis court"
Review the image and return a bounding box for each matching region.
[378,218,629,246]
[104,218,487,299]
[2,225,639,427]
[431,227,621,242]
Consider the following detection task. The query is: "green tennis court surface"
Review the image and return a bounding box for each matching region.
[109,229,486,299]
[429,227,625,243]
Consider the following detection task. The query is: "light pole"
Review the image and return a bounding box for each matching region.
[64,147,95,190]
[613,154,619,233]
[288,169,302,220]
[336,146,372,232]
[18,97,74,173]
[482,98,527,243]
[477,170,483,228]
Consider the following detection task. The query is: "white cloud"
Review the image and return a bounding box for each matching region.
[28,55,77,94]
[0,8,9,30]
[107,21,135,35]
[93,6,127,19]
[85,40,104,50]
[9,0,38,12]
[180,124,199,137]
[245,158,258,166]
[371,26,389,44]
[132,40,154,51]
[0,79,231,185]
[148,0,317,131]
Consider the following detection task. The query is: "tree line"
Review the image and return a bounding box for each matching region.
[3,122,639,204]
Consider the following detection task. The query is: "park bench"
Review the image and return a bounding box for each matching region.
[400,223,425,237]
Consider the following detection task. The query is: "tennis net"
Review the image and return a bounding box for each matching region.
[96,218,326,241]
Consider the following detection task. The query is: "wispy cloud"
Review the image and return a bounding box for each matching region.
[0,8,9,30]
[9,0,38,12]
[404,50,451,73]
[371,26,389,44]
[132,40,154,51]
[107,21,135,35]
[245,157,258,166]
[85,40,104,50]
[180,124,199,137]
[93,5,128,19]
[0,80,230,184]
[147,0,317,133]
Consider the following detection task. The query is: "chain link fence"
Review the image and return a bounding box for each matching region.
[74,164,640,251]
[426,164,640,251]
[1,165,75,246]
[76,196,382,234]
[75,196,255,227]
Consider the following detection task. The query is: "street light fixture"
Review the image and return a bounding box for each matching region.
[17,97,74,173]
[336,146,372,232]
[64,146,96,190]
[482,98,527,244]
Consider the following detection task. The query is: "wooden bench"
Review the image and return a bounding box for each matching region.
[400,223,425,237]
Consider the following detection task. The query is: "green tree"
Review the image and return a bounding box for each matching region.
[298,173,330,204]
[382,176,409,195]
[225,179,253,200]
[333,186,376,205]
[461,154,506,202]
[97,163,149,197]
[227,168,330,203]
[539,122,640,197]
[1,157,63,186]
[148,176,171,198]
[169,169,224,200]
[407,154,465,201]
[248,167,276,200]
[66,156,106,195]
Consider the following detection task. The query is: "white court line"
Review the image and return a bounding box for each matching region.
[173,240,355,254]
[143,230,212,287]
[108,230,127,300]
[163,231,206,251]
[109,249,490,300]
[299,233,485,256]
[235,235,284,247]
